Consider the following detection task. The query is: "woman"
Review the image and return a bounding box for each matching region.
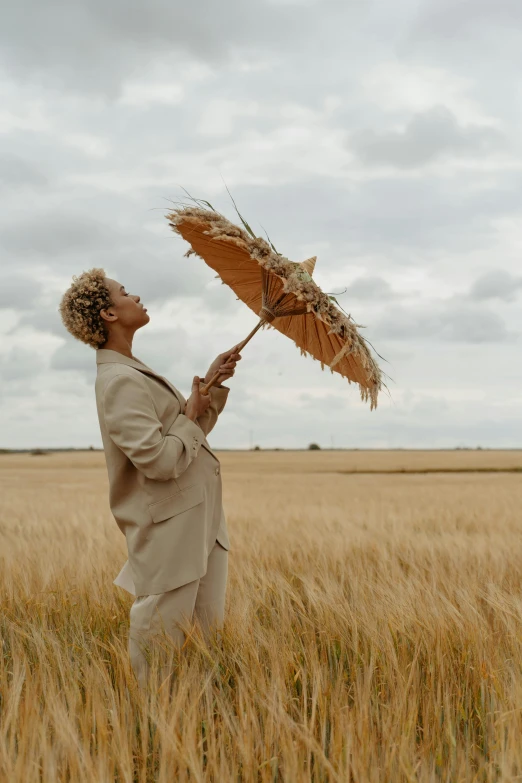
[59,268,241,688]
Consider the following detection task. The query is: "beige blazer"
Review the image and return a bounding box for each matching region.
[94,348,230,597]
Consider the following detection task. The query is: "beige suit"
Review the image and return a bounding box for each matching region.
[95,348,231,598]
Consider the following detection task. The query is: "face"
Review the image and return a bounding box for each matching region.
[101,278,150,332]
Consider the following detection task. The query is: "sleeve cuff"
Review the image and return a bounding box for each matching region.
[167,413,205,456]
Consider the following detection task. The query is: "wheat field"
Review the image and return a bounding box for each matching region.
[1,449,522,782]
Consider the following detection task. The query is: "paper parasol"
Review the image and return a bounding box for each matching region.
[166,204,383,409]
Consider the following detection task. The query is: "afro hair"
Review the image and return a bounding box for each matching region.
[58,267,113,349]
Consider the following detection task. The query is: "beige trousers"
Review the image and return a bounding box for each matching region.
[128,539,228,689]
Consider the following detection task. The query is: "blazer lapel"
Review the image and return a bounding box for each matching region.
[96,349,217,458]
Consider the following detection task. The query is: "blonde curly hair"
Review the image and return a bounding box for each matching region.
[59,267,114,349]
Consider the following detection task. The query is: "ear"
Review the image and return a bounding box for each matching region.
[100,308,117,323]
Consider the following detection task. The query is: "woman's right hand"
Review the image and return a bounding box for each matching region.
[184,376,212,421]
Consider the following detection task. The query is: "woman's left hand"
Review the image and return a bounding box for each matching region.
[203,345,242,385]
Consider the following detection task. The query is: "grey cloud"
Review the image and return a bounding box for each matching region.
[372,300,516,344]
[200,277,246,313]
[468,270,522,303]
[403,0,522,109]
[437,307,515,343]
[227,173,522,256]
[2,112,518,289]
[11,307,65,338]
[0,347,46,384]
[350,106,503,169]
[343,276,397,300]
[0,272,42,309]
[0,213,116,257]
[0,0,321,94]
[119,253,209,306]
[50,338,97,372]
[413,0,522,40]
[0,154,48,190]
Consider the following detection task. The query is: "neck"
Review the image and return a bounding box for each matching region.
[100,331,135,359]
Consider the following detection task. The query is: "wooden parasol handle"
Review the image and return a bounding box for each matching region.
[200,317,267,395]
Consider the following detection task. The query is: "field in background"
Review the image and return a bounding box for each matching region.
[2,450,522,781]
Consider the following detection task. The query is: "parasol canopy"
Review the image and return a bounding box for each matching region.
[166,204,384,409]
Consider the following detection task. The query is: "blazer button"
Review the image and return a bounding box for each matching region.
[215,466,220,475]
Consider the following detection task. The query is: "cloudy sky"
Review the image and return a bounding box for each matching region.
[1,0,521,450]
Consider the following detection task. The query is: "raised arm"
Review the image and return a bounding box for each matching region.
[103,372,206,481]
